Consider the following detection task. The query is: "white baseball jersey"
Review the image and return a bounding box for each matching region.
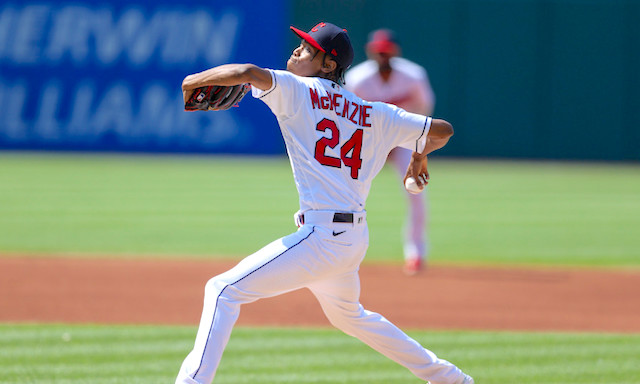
[345,57,435,115]
[252,69,431,213]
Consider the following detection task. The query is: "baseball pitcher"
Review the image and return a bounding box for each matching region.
[177,22,474,384]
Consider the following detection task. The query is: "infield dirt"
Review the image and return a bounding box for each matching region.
[2,257,639,332]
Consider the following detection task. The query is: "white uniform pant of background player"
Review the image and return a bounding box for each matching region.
[387,146,429,261]
[175,210,464,384]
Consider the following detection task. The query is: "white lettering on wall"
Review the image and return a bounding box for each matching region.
[0,80,28,140]
[34,80,63,141]
[13,5,50,64]
[0,79,249,149]
[0,4,241,67]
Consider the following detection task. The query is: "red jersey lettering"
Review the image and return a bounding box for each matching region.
[320,95,330,109]
[360,105,372,127]
[332,93,342,112]
[349,102,359,125]
[309,88,320,109]
[308,88,371,128]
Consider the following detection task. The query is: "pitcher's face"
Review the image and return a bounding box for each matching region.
[287,40,324,77]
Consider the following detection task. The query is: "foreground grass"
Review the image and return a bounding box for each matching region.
[1,153,639,266]
[1,324,638,384]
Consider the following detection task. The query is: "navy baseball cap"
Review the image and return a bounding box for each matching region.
[290,22,354,69]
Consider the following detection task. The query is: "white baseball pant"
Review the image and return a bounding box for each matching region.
[175,210,464,384]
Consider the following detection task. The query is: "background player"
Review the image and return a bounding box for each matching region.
[345,28,436,275]
[177,22,473,384]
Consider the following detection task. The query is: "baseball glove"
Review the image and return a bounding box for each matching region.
[185,84,251,111]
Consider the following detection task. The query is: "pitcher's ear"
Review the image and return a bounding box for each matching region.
[321,57,337,73]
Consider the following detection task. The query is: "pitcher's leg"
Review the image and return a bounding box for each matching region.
[176,226,320,384]
[389,147,428,272]
[175,275,239,384]
[309,273,466,384]
[404,191,427,261]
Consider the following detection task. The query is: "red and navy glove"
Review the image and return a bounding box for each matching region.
[185,84,251,111]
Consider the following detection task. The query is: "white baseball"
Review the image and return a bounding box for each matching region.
[404,177,423,194]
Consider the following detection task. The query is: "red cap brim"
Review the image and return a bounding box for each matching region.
[290,26,326,53]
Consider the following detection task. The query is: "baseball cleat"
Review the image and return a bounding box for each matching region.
[403,257,423,275]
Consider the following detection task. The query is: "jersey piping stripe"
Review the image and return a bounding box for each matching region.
[258,70,278,99]
[415,117,428,152]
[192,226,317,379]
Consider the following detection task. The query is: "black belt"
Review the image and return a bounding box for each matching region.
[298,212,354,226]
[332,212,353,223]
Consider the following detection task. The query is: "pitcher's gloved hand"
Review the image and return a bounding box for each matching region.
[185,84,251,111]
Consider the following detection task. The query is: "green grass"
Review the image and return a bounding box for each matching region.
[1,324,638,384]
[426,161,640,266]
[1,152,639,267]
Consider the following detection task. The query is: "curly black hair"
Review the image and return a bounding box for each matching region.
[322,52,347,85]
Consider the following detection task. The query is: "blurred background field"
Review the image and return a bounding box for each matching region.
[1,152,638,267]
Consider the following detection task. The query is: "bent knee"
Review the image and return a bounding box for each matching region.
[204,275,256,305]
[204,275,232,298]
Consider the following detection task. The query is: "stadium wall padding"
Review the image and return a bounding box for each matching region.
[1,0,637,160]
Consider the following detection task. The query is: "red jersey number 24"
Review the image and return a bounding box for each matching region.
[314,118,363,179]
